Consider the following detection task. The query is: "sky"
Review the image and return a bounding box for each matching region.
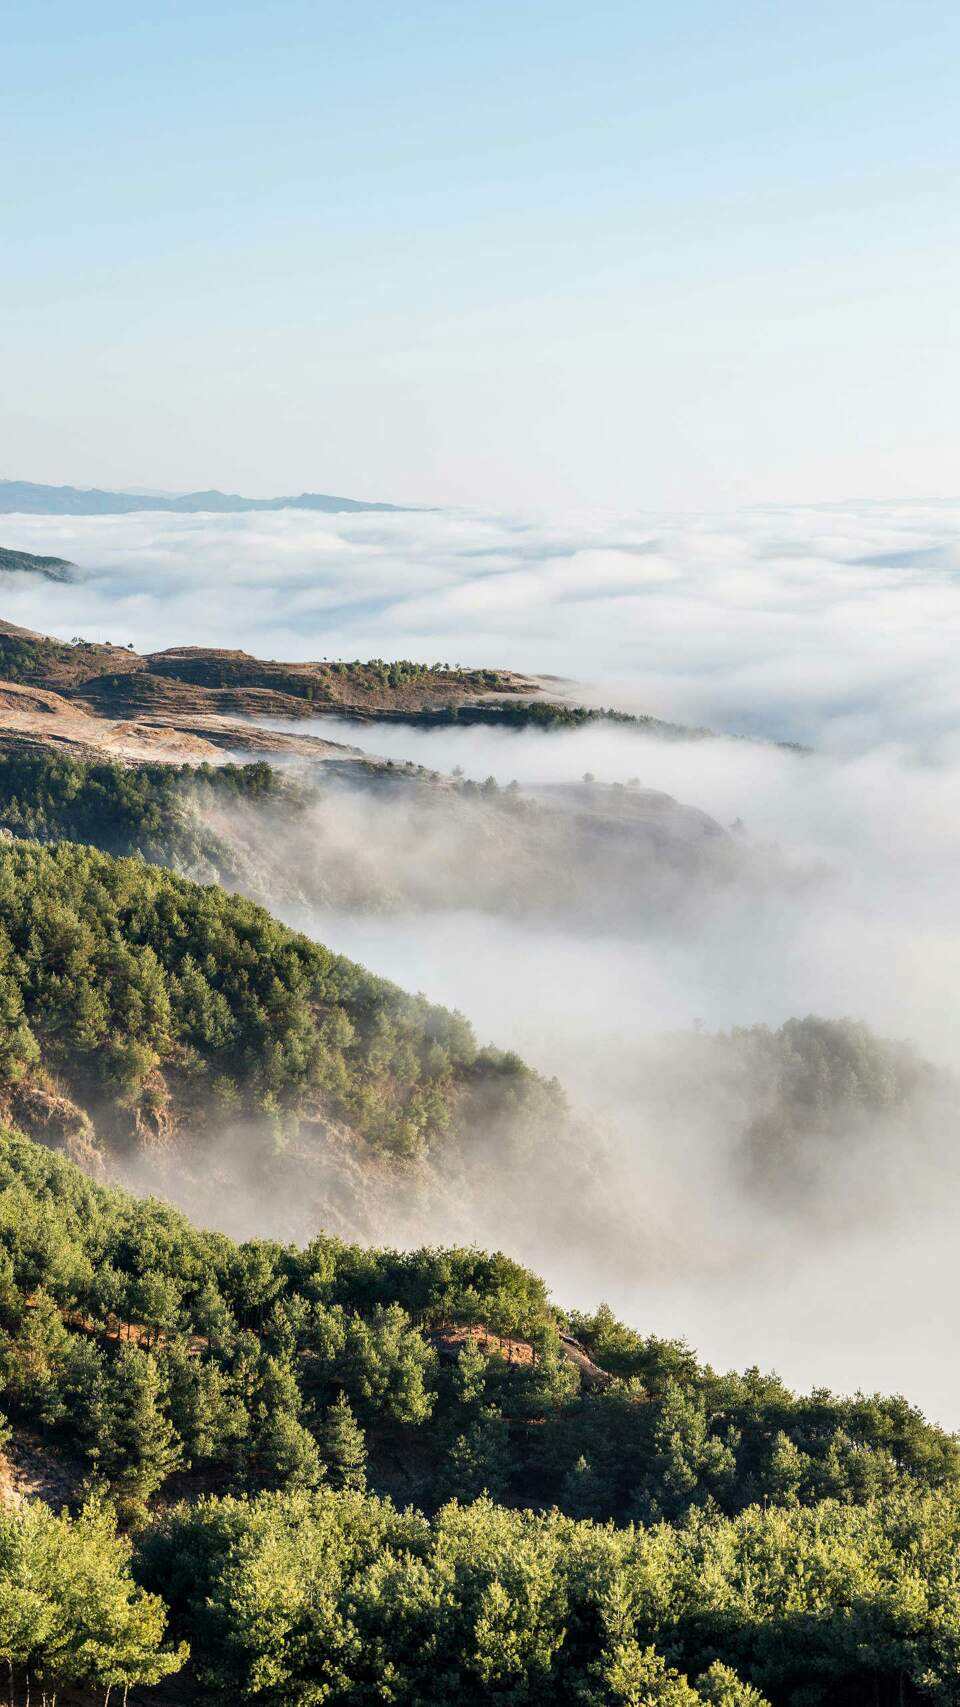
[3,0,959,509]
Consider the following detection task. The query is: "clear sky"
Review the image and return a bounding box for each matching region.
[3,0,958,509]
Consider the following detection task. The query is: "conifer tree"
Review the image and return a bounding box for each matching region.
[319,1392,367,1491]
[95,1346,182,1520]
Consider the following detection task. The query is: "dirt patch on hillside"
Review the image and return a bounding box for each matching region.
[0,1427,87,1513]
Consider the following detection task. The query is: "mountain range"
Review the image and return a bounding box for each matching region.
[0,478,408,515]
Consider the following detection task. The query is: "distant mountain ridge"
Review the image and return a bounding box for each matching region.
[0,479,408,515]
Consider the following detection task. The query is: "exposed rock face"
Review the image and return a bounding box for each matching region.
[557,1333,614,1388]
[428,1322,614,1386]
[132,1067,176,1148]
[6,1080,100,1170]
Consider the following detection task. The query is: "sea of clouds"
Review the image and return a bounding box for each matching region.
[5,499,960,1418]
[4,498,960,752]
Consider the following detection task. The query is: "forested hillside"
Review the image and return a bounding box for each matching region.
[0,836,555,1168]
[0,757,732,1273]
[0,544,76,581]
[0,750,286,881]
[0,747,736,937]
[2,1126,960,1703]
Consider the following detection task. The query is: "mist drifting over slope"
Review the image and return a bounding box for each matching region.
[241,720,960,1421]
[6,498,960,1419]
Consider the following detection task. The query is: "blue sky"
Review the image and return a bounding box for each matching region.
[3,1,958,507]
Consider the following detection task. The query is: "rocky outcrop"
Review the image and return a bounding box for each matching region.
[6,1080,101,1170]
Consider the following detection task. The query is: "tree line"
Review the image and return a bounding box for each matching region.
[0,751,286,882]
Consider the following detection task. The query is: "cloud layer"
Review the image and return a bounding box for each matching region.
[3,499,960,750]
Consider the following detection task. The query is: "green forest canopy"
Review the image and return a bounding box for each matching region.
[2,1124,960,1702]
[0,832,555,1158]
[0,750,288,879]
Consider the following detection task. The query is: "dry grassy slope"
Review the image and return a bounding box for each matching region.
[0,651,387,766]
[0,679,227,764]
[0,621,539,722]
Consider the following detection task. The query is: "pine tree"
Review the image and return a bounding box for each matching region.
[696,1661,771,1706]
[561,1453,610,1521]
[96,1346,182,1520]
[437,1408,513,1504]
[319,1392,367,1491]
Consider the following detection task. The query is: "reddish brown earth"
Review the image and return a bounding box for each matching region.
[0,620,540,724]
[0,618,546,770]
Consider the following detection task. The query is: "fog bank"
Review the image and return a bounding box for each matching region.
[3,499,960,749]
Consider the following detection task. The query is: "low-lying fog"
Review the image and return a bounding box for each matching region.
[6,500,960,1420]
[255,720,960,1423]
